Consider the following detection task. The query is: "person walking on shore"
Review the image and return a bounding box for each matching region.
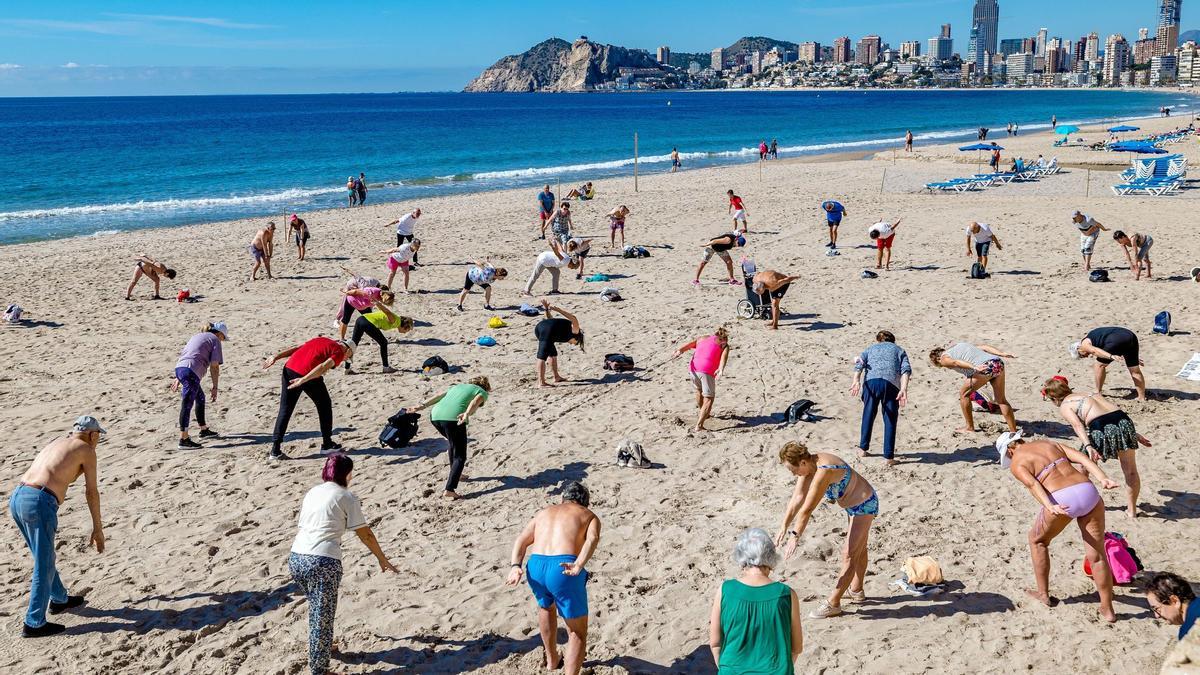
[775,441,878,619]
[249,222,275,281]
[928,341,1018,434]
[388,208,421,264]
[1113,230,1153,280]
[1041,375,1151,517]
[346,176,357,207]
[673,327,730,432]
[996,431,1118,623]
[125,255,176,300]
[408,376,491,500]
[851,330,911,467]
[1071,211,1108,272]
[751,269,801,330]
[537,186,556,237]
[693,232,745,286]
[671,148,681,173]
[904,130,913,152]
[1051,115,1057,129]
[966,222,1002,273]
[173,322,227,449]
[727,190,749,233]
[534,301,584,387]
[1069,326,1147,401]
[289,453,397,675]
[770,139,778,159]
[759,140,768,160]
[506,481,601,675]
[607,205,630,249]
[263,336,354,460]
[708,529,803,673]
[11,416,106,637]
[356,172,367,206]
[288,215,311,261]
[457,259,507,311]
[821,200,846,250]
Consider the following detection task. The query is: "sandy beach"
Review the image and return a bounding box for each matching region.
[1,113,1198,674]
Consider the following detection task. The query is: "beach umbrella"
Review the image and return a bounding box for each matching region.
[1055,125,1079,136]
[1108,142,1166,154]
[959,143,1003,171]
[1108,125,1140,133]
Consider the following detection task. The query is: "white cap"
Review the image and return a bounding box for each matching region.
[995,430,1024,468]
[211,321,229,340]
[338,339,355,355]
[1068,340,1082,359]
[72,415,107,435]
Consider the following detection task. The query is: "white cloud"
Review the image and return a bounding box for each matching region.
[105,13,274,30]
[62,62,80,68]
[0,63,21,69]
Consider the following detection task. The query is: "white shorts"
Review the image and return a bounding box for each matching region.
[1080,232,1099,255]
[732,209,746,222]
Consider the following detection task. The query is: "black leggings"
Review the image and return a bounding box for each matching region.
[339,299,370,327]
[351,317,390,367]
[396,233,418,263]
[272,368,334,451]
[433,419,469,492]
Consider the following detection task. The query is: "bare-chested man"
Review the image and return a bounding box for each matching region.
[505,482,601,675]
[124,255,176,300]
[11,416,106,637]
[751,269,801,330]
[249,221,275,281]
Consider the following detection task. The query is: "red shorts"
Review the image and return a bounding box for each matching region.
[876,235,895,250]
[539,210,552,222]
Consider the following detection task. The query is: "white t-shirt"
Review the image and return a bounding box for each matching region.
[395,213,418,235]
[967,223,993,243]
[537,251,569,268]
[290,481,367,561]
[868,221,894,239]
[390,243,416,264]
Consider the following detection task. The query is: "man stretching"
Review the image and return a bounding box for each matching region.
[506,481,601,675]
[966,222,1002,272]
[249,222,275,281]
[751,269,801,330]
[11,416,106,637]
[820,200,846,249]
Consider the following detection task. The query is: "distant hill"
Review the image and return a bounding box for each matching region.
[1182,29,1200,45]
[669,37,799,70]
[464,37,661,92]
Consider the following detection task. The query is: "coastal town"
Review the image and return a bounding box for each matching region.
[466,1,1198,92]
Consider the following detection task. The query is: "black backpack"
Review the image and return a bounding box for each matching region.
[604,353,636,371]
[1089,269,1110,283]
[970,263,989,279]
[422,355,450,375]
[785,399,816,424]
[379,409,420,448]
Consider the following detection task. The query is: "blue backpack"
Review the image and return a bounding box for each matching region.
[1153,311,1171,335]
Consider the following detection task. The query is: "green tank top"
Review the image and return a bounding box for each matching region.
[718,579,794,675]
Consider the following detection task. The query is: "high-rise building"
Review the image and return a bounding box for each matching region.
[1177,41,1200,83]
[999,39,1024,57]
[968,0,1000,65]
[856,35,882,65]
[900,41,922,59]
[833,36,853,64]
[941,23,952,39]
[1157,0,1183,56]
[751,50,763,74]
[710,47,725,71]
[1073,37,1087,69]
[927,35,954,62]
[1085,32,1100,61]
[1135,34,1157,64]
[1036,28,1049,56]
[1103,34,1130,85]
[1006,52,1035,80]
[656,46,671,65]
[799,42,821,63]
[1151,54,1179,82]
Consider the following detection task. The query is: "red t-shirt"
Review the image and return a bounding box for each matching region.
[285,337,347,374]
[730,196,744,210]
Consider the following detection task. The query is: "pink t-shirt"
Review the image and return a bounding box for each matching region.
[347,287,382,310]
[689,335,724,375]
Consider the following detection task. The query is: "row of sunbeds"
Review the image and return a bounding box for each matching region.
[924,157,1060,193]
[1112,154,1188,196]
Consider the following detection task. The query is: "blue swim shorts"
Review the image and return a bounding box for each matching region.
[526,554,588,619]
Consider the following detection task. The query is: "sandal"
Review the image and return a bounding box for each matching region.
[727,278,741,285]
[808,601,843,618]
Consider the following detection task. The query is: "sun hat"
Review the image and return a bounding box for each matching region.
[1068,340,1082,359]
[72,415,107,435]
[995,429,1024,468]
[211,321,230,340]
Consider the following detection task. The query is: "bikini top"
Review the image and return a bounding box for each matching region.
[1072,393,1098,419]
[819,464,853,501]
[1035,456,1069,482]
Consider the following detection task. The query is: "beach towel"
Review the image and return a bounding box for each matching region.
[1176,353,1200,382]
[585,273,611,282]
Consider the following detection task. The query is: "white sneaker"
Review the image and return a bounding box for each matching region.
[844,589,866,604]
[808,601,843,618]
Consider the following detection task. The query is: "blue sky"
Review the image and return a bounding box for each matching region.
[0,1,1184,95]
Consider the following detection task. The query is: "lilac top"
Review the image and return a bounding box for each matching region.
[176,332,223,377]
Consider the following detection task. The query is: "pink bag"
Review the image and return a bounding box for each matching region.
[1084,532,1142,583]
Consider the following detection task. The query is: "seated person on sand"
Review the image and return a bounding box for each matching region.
[566,182,594,200]
[125,255,176,300]
[751,269,800,331]
[995,430,1119,623]
[928,341,1018,434]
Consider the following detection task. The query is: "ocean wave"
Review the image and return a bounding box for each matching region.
[0,186,342,222]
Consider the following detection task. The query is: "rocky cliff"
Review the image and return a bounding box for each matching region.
[464,37,662,92]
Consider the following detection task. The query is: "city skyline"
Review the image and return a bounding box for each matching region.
[0,0,1192,95]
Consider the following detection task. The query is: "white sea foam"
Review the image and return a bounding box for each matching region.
[0,186,341,222]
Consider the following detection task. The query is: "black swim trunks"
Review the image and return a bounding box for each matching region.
[770,283,790,300]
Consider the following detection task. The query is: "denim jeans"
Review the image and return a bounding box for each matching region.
[859,378,900,459]
[10,485,68,628]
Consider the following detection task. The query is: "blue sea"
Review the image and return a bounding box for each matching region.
[0,90,1190,244]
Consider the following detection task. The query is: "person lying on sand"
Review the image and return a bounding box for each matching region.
[506,481,601,675]
[534,301,583,387]
[693,232,745,287]
[928,342,1018,434]
[673,327,730,432]
[1041,375,1151,518]
[751,270,800,330]
[249,222,275,281]
[775,441,878,619]
[996,431,1118,623]
[125,255,176,300]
